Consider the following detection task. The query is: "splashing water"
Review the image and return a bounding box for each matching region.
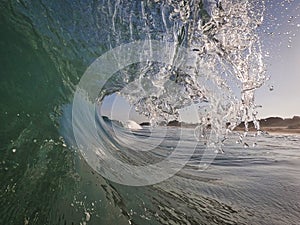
[102,0,267,142]
[60,0,269,187]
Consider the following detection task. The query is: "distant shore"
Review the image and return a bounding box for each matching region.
[164,116,300,135]
[104,115,300,135]
[235,116,300,134]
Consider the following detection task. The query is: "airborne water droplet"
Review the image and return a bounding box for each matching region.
[85,212,90,222]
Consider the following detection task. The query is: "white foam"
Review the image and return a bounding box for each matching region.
[125,120,143,130]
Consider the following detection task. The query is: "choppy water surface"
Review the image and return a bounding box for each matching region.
[1,0,300,224]
[4,125,300,225]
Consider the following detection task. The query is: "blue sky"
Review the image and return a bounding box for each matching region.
[256,0,300,118]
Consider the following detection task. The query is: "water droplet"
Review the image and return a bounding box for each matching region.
[33,139,37,143]
[85,212,90,222]
[265,51,270,57]
[297,24,300,27]
[219,147,224,154]
[12,148,16,153]
[24,217,29,225]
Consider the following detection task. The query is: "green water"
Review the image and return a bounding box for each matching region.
[0,4,100,224]
[1,5,72,224]
[0,3,157,224]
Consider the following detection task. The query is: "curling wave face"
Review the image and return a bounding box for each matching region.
[65,0,267,185]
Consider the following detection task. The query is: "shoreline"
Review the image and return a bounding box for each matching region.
[234,127,300,135]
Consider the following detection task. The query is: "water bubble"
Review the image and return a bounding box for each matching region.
[12,148,16,153]
[269,85,274,91]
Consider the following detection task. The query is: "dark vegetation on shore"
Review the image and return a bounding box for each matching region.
[165,116,300,133]
[102,116,300,133]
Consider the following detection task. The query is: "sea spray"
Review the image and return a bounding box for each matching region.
[114,0,267,144]
[67,0,269,185]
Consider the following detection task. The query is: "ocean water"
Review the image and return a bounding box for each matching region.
[1,0,300,224]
